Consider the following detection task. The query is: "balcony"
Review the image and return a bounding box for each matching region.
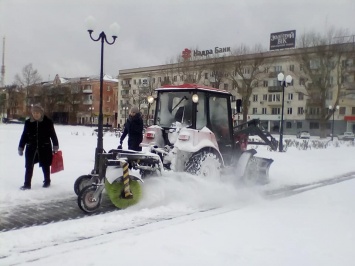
[268,72,278,78]
[268,86,282,93]
[305,113,321,120]
[83,88,92,93]
[267,101,282,106]
[122,84,131,89]
[345,65,355,73]
[83,100,93,105]
[344,81,355,90]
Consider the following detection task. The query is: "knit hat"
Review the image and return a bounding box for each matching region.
[130,106,139,113]
[31,104,44,114]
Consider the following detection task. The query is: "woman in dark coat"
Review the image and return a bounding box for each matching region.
[18,104,59,190]
[119,106,143,151]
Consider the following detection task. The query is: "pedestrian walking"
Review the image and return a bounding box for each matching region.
[118,106,143,151]
[18,104,59,190]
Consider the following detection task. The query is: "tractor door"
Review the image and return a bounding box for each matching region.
[207,95,234,165]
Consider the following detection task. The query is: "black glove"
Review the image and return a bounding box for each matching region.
[117,144,122,149]
[18,147,23,156]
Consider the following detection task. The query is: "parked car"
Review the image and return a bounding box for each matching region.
[296,131,310,139]
[337,132,355,141]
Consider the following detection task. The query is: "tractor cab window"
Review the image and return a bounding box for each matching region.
[209,96,230,141]
[196,92,207,130]
[156,91,193,128]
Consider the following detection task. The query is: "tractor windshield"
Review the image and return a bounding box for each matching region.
[156,91,193,128]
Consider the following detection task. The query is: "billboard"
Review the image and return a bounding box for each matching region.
[270,30,296,50]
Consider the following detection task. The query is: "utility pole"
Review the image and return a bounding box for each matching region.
[1,37,5,87]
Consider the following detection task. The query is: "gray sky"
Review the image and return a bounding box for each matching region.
[0,0,354,85]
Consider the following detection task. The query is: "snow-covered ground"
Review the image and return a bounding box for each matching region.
[1,123,355,265]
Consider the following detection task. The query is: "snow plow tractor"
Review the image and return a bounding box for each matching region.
[75,83,278,213]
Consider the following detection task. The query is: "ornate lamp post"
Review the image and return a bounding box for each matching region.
[88,106,94,127]
[86,16,119,174]
[277,73,292,152]
[329,105,339,141]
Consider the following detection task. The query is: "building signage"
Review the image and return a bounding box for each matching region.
[181,46,231,59]
[270,30,296,50]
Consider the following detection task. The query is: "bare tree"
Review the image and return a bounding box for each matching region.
[228,44,269,123]
[294,28,351,137]
[14,64,42,112]
[174,47,208,84]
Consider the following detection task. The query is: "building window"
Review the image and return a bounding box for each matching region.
[252,108,257,114]
[297,122,302,129]
[133,80,136,85]
[297,107,304,115]
[289,65,294,71]
[268,94,278,102]
[310,122,319,129]
[224,83,229,90]
[107,86,111,91]
[299,78,305,86]
[253,94,258,102]
[287,108,292,115]
[263,94,267,101]
[326,91,333,100]
[339,107,346,115]
[271,108,280,115]
[352,107,355,115]
[158,77,161,82]
[152,77,156,83]
[263,80,268,87]
[107,96,111,102]
[274,65,282,72]
[173,76,177,82]
[286,122,292,128]
[262,108,267,114]
[204,73,208,79]
[288,93,293,100]
[298,93,304,100]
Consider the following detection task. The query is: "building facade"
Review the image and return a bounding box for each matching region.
[117,44,355,136]
[0,74,119,127]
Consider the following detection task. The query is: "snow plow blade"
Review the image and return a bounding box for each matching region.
[234,149,273,185]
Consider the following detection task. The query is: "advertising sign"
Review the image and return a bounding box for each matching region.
[270,30,296,50]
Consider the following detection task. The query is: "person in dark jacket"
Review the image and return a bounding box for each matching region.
[118,106,143,151]
[18,104,59,190]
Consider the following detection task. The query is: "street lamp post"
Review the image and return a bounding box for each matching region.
[277,73,293,152]
[329,105,339,141]
[86,16,119,174]
[88,107,94,127]
[123,106,129,122]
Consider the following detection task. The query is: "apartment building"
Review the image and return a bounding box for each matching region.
[118,44,355,136]
[0,74,118,127]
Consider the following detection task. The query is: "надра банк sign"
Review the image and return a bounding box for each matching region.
[270,30,296,50]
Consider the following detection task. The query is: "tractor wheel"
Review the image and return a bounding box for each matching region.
[185,151,221,179]
[77,186,102,213]
[74,175,92,195]
[105,179,142,209]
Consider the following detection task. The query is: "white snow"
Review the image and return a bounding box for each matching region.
[1,123,355,265]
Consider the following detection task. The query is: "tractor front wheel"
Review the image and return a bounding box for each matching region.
[185,151,221,179]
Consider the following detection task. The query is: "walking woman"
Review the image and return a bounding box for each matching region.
[18,104,59,190]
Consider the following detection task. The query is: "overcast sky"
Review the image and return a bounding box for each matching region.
[0,0,354,85]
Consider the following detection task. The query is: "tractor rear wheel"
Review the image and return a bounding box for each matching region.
[185,151,221,179]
